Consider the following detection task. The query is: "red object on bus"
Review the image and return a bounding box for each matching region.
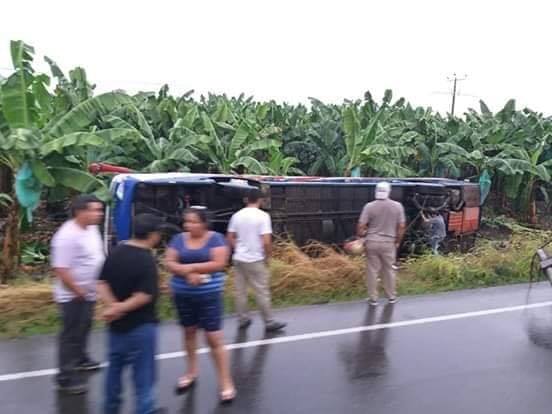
[88,163,133,175]
[447,207,480,235]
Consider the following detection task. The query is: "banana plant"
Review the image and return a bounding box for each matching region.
[342,102,384,176]
[266,146,304,176]
[199,123,279,174]
[492,139,552,223]
[182,107,282,174]
[140,135,198,172]
[361,143,416,177]
[0,41,138,280]
[299,100,345,176]
[45,56,94,111]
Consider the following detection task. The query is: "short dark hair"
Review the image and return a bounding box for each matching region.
[246,188,263,204]
[133,213,163,239]
[71,194,102,217]
[184,206,210,226]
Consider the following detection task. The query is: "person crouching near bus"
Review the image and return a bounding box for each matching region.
[357,182,406,306]
[164,207,236,404]
[421,211,446,255]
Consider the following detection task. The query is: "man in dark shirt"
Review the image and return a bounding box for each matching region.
[98,214,166,414]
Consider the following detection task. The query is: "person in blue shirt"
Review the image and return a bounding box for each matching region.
[164,207,236,404]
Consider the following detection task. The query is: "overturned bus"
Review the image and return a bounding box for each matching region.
[103,172,481,253]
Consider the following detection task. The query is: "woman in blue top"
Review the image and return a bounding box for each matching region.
[165,207,236,404]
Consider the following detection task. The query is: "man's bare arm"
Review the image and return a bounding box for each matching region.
[262,234,272,260]
[227,232,237,249]
[53,268,85,299]
[102,292,152,322]
[117,292,152,313]
[396,223,406,247]
[357,222,368,238]
[357,205,369,238]
[97,280,117,306]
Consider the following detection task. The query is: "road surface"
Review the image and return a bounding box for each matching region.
[2,283,552,413]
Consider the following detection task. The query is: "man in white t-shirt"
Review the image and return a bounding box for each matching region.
[227,189,286,333]
[50,195,105,394]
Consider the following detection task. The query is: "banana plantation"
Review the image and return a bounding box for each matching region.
[2,40,552,280]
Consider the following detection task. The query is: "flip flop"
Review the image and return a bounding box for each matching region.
[175,375,197,395]
[220,387,237,404]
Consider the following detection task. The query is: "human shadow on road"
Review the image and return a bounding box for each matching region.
[210,329,272,414]
[339,303,395,381]
[56,391,89,414]
[179,382,197,413]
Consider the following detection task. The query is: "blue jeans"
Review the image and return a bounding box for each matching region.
[104,323,157,414]
[430,236,444,255]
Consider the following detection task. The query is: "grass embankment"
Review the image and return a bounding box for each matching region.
[0,218,547,338]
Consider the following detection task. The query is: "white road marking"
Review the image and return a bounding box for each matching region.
[1,300,551,383]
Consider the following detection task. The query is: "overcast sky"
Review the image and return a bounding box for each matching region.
[1,0,551,116]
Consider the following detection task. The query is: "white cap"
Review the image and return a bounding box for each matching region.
[375,181,391,200]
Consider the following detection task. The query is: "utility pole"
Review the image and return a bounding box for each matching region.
[446,73,467,116]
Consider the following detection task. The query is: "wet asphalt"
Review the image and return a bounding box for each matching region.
[2,283,552,414]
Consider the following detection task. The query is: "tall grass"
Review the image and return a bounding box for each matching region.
[0,228,547,337]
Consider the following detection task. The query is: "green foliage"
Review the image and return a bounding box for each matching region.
[21,241,48,265]
[0,42,144,206]
[401,231,543,294]
[3,39,552,219]
[3,39,552,333]
[0,193,12,209]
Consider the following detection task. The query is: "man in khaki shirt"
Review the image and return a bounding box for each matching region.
[357,182,406,306]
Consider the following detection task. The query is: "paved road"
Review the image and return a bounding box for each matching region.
[2,283,552,413]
